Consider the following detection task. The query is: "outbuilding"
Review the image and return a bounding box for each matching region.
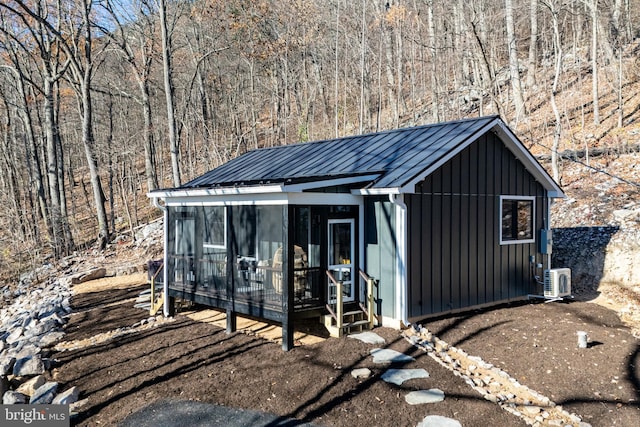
[148,115,564,350]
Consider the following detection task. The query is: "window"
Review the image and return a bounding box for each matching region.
[203,206,226,248]
[500,196,535,244]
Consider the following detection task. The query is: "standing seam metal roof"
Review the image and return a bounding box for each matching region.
[179,116,511,190]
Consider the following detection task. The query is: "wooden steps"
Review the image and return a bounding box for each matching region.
[321,309,370,338]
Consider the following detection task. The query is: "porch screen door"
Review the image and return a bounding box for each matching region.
[328,219,355,303]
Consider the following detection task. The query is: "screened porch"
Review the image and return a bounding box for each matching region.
[166,205,326,320]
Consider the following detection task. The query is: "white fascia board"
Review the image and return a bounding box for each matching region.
[548,190,566,199]
[353,187,401,196]
[162,191,362,207]
[164,192,289,206]
[283,174,380,192]
[147,184,284,199]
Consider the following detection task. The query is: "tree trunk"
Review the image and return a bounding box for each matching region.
[16,79,49,233]
[505,0,526,125]
[43,78,64,257]
[158,0,181,187]
[140,78,159,191]
[526,0,539,88]
[468,8,501,115]
[81,66,109,248]
[427,0,439,122]
[544,0,563,183]
[589,0,600,125]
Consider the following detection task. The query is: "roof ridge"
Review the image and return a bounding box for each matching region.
[248,115,500,153]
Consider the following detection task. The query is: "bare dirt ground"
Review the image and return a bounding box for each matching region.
[49,273,639,427]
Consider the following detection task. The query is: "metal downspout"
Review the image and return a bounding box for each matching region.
[152,197,170,317]
[547,197,553,271]
[389,193,409,327]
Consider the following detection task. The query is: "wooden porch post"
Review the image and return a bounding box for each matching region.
[226,308,237,334]
[282,205,294,351]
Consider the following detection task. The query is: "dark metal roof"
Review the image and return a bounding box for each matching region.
[179,116,505,191]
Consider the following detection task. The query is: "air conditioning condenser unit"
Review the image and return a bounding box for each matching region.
[544,268,571,298]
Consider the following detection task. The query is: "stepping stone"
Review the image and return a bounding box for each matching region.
[405,389,445,405]
[381,368,429,386]
[370,348,415,364]
[416,415,461,427]
[351,368,372,379]
[349,331,386,345]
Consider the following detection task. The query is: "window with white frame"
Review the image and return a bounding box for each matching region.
[500,196,535,244]
[203,206,226,248]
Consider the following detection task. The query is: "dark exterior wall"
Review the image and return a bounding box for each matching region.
[364,197,397,319]
[407,132,547,319]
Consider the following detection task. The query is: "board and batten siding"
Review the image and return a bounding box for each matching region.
[407,131,547,319]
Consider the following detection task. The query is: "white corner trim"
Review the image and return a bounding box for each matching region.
[389,193,408,326]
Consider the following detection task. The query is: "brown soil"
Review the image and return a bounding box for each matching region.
[50,276,639,427]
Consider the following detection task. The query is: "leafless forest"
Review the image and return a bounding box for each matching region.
[0,0,638,277]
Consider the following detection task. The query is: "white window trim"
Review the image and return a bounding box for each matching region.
[499,195,535,245]
[203,206,227,249]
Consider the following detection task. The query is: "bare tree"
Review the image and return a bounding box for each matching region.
[526,0,539,88]
[0,1,75,256]
[4,0,111,247]
[505,0,526,125]
[100,0,159,192]
[156,0,181,187]
[542,0,564,182]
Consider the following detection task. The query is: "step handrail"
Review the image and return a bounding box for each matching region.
[358,269,375,330]
[325,270,343,331]
[149,262,165,315]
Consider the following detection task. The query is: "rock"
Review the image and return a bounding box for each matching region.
[29,381,58,404]
[380,369,429,386]
[370,348,415,364]
[70,397,89,413]
[5,327,24,345]
[16,375,46,396]
[0,357,16,376]
[3,390,28,404]
[39,331,65,348]
[71,268,107,284]
[53,386,80,405]
[115,265,139,276]
[13,355,45,377]
[523,405,542,415]
[405,389,445,405]
[348,332,386,345]
[12,343,41,360]
[351,368,372,379]
[417,415,462,427]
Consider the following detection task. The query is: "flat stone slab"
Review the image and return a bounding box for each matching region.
[370,348,415,364]
[348,331,386,345]
[380,368,429,386]
[405,388,445,405]
[417,415,461,427]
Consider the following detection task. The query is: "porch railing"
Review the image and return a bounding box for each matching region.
[168,254,324,311]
